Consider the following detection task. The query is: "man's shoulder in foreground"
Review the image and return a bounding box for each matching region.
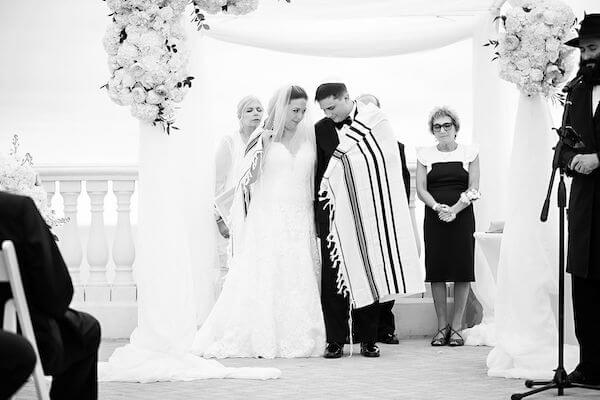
[0,191,32,219]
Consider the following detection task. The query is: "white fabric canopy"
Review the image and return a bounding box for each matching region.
[109,0,520,382]
[230,0,498,19]
[204,0,500,57]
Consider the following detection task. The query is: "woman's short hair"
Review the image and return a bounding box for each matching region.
[427,106,460,134]
[236,95,262,119]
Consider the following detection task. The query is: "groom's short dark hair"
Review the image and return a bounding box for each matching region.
[315,83,347,102]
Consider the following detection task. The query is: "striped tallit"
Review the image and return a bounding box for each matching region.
[319,103,425,309]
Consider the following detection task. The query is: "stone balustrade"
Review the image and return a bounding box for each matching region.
[37,164,138,337]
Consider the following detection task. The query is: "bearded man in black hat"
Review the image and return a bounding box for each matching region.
[560,12,600,386]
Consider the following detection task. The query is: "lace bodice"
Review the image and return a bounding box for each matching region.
[256,141,314,204]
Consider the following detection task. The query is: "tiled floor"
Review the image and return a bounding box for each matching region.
[14,339,599,400]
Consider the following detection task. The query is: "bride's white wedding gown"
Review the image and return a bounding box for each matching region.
[193,140,325,358]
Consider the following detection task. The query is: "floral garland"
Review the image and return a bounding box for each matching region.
[102,0,193,134]
[490,0,577,98]
[0,135,68,229]
[192,0,258,16]
[102,0,280,131]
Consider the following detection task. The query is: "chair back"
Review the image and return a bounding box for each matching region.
[1,240,50,400]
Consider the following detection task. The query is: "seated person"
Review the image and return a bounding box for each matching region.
[0,191,101,400]
[0,330,36,398]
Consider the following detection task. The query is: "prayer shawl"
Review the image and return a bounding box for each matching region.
[319,103,425,308]
[216,128,265,256]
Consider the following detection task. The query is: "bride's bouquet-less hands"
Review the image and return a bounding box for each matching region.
[488,0,577,99]
[0,135,68,232]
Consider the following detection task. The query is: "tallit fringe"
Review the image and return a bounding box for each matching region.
[319,187,355,357]
[240,150,263,217]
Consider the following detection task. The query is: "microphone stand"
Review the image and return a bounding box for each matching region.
[511,88,600,399]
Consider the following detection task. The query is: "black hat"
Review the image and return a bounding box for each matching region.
[565,13,600,47]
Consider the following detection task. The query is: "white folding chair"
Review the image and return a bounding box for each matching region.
[1,240,50,400]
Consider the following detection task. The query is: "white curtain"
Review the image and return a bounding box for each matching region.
[486,94,578,380]
[462,11,516,347]
[470,12,516,232]
[203,0,499,57]
[234,0,496,19]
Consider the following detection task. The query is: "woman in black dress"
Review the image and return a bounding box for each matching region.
[416,107,480,347]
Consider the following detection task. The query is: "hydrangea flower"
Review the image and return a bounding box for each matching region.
[496,0,576,97]
[0,136,68,228]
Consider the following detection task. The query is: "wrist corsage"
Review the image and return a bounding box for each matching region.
[459,188,481,205]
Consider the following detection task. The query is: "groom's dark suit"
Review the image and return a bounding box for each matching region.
[0,191,100,399]
[314,117,380,345]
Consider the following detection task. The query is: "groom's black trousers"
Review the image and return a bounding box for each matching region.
[320,239,380,344]
[572,275,600,379]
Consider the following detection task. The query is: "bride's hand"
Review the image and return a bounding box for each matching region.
[262,130,275,145]
[217,219,230,238]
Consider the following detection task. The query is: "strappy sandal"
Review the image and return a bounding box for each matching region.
[430,325,450,346]
[448,327,464,347]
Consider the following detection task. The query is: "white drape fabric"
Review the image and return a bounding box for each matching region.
[463,232,501,346]
[464,11,516,347]
[470,12,516,231]
[99,30,282,381]
[232,0,497,19]
[486,94,578,380]
[99,122,280,381]
[203,0,499,58]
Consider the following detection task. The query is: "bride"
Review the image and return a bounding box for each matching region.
[192,85,326,358]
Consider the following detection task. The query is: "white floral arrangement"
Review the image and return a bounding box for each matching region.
[490,0,577,97]
[0,135,68,229]
[102,0,194,133]
[192,0,259,16]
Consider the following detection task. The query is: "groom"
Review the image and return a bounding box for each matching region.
[315,82,380,358]
[314,83,423,358]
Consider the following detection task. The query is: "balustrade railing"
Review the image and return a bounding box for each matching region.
[37,165,138,307]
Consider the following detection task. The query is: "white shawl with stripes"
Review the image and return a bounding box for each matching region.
[319,102,424,309]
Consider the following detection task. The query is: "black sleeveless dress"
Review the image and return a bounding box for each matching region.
[417,144,477,282]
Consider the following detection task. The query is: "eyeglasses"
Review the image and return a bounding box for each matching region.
[432,123,454,133]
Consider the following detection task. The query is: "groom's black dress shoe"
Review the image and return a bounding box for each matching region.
[324,342,343,359]
[568,369,600,386]
[360,342,380,357]
[378,333,400,345]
